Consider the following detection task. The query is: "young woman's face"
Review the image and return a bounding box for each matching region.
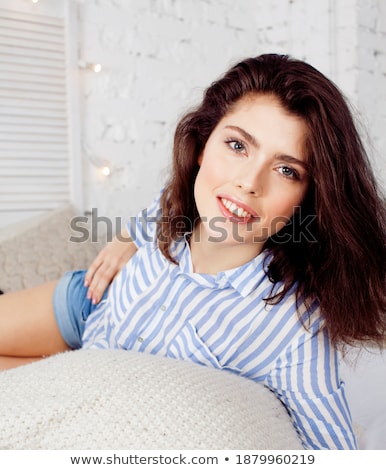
[194,93,309,252]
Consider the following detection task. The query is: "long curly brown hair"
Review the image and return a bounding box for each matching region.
[156,53,386,347]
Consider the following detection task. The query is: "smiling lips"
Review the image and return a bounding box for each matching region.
[218,197,259,223]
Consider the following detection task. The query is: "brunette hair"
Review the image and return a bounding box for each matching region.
[157,53,386,346]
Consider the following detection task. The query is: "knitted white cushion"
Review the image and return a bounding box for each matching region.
[0,206,104,293]
[0,349,302,450]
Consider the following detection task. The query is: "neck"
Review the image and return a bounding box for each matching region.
[189,224,263,274]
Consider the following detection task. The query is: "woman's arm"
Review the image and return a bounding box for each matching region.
[83,189,162,304]
[83,190,163,303]
[84,227,137,305]
[265,326,357,450]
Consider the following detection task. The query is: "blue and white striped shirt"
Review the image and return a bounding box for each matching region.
[82,194,356,450]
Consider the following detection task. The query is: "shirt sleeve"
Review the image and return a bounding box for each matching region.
[126,190,162,249]
[265,323,357,450]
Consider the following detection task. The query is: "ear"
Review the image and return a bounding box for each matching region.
[198,153,203,166]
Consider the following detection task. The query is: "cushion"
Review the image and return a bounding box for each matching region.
[0,206,104,293]
[0,349,303,450]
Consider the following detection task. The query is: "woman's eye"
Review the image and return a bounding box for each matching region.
[278,166,299,179]
[226,139,246,153]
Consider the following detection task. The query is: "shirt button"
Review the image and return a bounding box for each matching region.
[137,337,144,343]
[160,305,166,311]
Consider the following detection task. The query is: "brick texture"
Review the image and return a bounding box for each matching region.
[76,0,385,221]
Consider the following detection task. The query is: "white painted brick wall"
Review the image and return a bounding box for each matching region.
[357,0,386,181]
[75,0,385,224]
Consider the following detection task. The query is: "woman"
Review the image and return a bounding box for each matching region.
[1,54,385,449]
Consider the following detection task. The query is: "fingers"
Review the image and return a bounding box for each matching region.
[86,261,116,304]
[84,252,109,304]
[85,251,127,304]
[84,255,103,288]
[84,231,138,304]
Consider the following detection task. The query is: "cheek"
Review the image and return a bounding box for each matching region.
[195,156,219,188]
[266,191,304,221]
[265,199,299,237]
[193,166,209,208]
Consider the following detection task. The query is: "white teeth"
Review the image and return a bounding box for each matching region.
[230,202,238,213]
[221,198,251,218]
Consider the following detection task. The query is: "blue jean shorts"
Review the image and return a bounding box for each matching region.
[53,270,108,349]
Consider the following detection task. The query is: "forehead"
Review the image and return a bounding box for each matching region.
[227,93,302,122]
[221,93,308,153]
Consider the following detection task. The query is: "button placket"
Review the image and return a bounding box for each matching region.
[135,300,169,346]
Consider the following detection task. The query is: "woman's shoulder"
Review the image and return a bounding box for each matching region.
[126,189,164,248]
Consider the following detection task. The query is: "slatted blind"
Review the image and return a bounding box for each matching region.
[0,6,72,228]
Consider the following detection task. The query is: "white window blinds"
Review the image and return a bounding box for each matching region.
[0,3,77,228]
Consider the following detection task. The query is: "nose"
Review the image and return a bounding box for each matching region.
[233,161,265,195]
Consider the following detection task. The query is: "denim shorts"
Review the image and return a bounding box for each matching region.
[53,270,108,349]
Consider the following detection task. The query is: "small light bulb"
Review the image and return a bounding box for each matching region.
[101,166,111,176]
[32,0,39,3]
[92,63,102,73]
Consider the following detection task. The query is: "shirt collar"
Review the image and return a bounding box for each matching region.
[170,236,270,297]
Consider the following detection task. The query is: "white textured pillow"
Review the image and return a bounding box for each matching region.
[0,349,302,450]
[0,206,103,293]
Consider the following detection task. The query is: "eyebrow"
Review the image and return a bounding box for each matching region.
[225,125,259,148]
[224,125,309,171]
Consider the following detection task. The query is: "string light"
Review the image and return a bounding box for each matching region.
[31,0,39,3]
[101,166,111,176]
[78,60,103,73]
[92,63,102,73]
[83,144,112,178]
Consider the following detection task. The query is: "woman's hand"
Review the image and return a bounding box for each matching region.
[84,228,137,304]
